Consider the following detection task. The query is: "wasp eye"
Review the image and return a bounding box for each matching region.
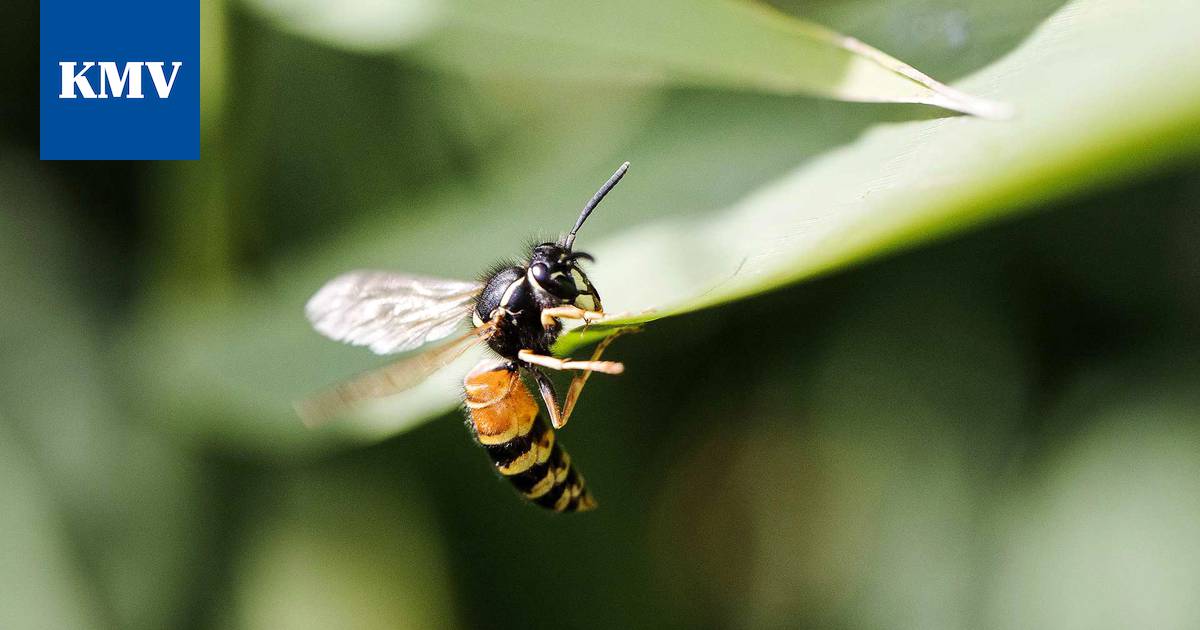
[529,262,578,300]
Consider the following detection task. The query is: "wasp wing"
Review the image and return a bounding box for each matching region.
[297,322,495,427]
[305,270,484,355]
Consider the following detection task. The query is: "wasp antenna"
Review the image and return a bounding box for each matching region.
[562,161,629,250]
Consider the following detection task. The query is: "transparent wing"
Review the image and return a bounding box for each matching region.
[305,270,484,355]
[296,321,495,427]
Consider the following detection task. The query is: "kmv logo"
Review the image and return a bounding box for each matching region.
[40,0,199,160]
[59,62,184,99]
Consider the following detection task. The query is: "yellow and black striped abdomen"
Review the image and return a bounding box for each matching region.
[464,360,596,512]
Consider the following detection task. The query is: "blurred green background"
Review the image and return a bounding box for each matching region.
[4,0,1200,629]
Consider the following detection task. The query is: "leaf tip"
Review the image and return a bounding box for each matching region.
[933,92,1017,120]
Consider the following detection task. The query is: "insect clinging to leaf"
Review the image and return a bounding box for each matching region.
[298,162,633,511]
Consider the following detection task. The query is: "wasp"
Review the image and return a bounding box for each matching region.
[298,163,632,511]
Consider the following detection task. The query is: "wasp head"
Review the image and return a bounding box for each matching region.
[527,243,601,311]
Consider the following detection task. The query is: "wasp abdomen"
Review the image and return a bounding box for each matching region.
[465,361,596,512]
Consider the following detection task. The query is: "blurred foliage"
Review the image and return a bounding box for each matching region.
[3,0,1200,629]
[121,0,1200,444]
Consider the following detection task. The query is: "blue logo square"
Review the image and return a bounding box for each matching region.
[40,0,200,160]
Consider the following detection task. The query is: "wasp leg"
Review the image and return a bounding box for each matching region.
[540,305,605,330]
[554,332,628,428]
[521,328,639,429]
[529,367,567,429]
[517,349,624,375]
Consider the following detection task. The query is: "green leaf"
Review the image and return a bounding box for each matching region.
[134,0,1200,453]
[245,0,1010,117]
